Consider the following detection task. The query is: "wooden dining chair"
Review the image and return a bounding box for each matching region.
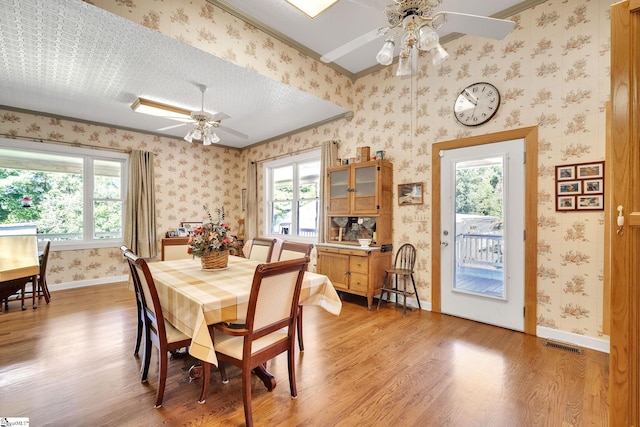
[247,237,277,262]
[211,257,309,427]
[120,245,144,357]
[123,249,193,408]
[30,240,51,304]
[277,242,314,351]
[376,243,421,316]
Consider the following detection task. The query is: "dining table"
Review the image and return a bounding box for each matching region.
[0,235,40,311]
[147,255,342,388]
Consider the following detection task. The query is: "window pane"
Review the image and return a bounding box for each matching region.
[299,161,319,200]
[298,199,318,236]
[272,201,292,234]
[273,166,293,202]
[94,200,123,239]
[94,160,121,199]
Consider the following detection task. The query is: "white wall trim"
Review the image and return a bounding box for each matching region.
[537,325,609,354]
[48,275,128,292]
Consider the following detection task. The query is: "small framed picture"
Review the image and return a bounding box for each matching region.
[557,180,581,195]
[577,195,604,210]
[557,196,575,211]
[583,179,603,194]
[576,162,604,179]
[181,222,202,235]
[556,165,575,181]
[177,227,187,237]
[398,182,423,205]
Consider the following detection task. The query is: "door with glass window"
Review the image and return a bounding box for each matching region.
[440,139,525,331]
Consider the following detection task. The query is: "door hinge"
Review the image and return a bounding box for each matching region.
[523,306,526,317]
[523,150,526,164]
[523,230,526,240]
[377,166,381,171]
[376,205,380,210]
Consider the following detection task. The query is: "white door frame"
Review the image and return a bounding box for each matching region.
[431,127,538,335]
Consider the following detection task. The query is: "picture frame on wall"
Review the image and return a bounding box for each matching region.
[555,161,604,211]
[576,162,604,179]
[557,196,575,211]
[556,165,575,181]
[398,182,423,205]
[577,194,604,210]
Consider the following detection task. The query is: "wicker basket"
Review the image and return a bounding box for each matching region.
[200,250,229,270]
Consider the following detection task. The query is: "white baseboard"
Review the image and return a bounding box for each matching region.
[537,326,609,354]
[48,275,129,292]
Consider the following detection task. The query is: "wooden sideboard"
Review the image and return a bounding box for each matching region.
[316,244,391,309]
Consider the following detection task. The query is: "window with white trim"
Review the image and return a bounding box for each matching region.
[264,150,320,240]
[0,138,127,249]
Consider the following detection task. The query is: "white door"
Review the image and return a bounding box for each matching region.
[440,139,525,331]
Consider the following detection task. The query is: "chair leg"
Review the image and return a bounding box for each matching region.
[411,274,421,309]
[297,305,304,351]
[141,330,152,382]
[219,361,229,383]
[241,365,254,427]
[377,272,390,310]
[134,314,143,357]
[21,284,26,310]
[402,275,408,317]
[288,348,298,398]
[155,349,168,408]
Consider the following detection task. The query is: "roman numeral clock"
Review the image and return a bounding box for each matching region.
[454,82,501,126]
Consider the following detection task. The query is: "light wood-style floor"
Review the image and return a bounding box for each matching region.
[0,282,608,426]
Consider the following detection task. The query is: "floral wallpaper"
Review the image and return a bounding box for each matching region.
[0,0,611,342]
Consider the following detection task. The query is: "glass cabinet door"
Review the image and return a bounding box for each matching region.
[352,164,378,214]
[327,167,350,214]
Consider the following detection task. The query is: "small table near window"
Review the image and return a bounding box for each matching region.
[0,235,39,311]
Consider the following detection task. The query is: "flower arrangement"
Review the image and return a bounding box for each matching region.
[188,206,238,258]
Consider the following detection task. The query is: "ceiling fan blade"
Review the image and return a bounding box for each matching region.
[320,26,390,63]
[218,124,248,140]
[436,12,516,40]
[209,111,231,121]
[157,122,189,131]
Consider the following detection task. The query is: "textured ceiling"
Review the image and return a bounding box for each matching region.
[0,0,349,149]
[0,0,544,149]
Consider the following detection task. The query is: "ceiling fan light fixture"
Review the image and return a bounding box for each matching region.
[376,38,395,66]
[131,97,191,119]
[184,128,196,143]
[396,51,412,76]
[285,0,338,19]
[418,25,439,52]
[431,44,449,65]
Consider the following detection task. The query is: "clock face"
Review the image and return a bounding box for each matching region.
[454,82,500,126]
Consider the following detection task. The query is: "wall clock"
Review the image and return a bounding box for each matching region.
[453,82,501,126]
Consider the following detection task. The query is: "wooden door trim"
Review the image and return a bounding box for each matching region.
[431,126,538,335]
[609,1,640,425]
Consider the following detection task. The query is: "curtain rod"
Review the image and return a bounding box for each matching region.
[0,133,134,155]
[251,140,339,164]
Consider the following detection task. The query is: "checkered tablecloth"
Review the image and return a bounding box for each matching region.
[148,255,341,365]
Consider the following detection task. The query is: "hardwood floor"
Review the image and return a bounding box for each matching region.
[0,282,608,426]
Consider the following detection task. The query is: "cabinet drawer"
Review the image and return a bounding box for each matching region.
[349,256,368,274]
[350,273,368,293]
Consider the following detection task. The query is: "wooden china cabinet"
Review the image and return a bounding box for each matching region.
[317,159,393,309]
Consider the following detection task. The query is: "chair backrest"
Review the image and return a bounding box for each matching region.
[277,242,313,261]
[394,243,416,272]
[248,237,277,262]
[123,249,168,342]
[244,257,309,343]
[39,240,51,283]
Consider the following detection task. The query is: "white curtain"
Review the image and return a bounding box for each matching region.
[246,161,258,240]
[318,141,338,243]
[124,150,157,258]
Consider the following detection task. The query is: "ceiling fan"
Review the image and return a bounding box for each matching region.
[320,0,516,74]
[155,84,249,145]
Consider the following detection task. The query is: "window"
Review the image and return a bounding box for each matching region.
[0,138,127,249]
[264,150,320,240]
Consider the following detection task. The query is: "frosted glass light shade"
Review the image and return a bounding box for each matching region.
[376,39,395,66]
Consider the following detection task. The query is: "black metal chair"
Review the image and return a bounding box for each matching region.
[377,243,421,316]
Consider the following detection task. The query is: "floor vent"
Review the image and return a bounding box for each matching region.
[544,341,583,354]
